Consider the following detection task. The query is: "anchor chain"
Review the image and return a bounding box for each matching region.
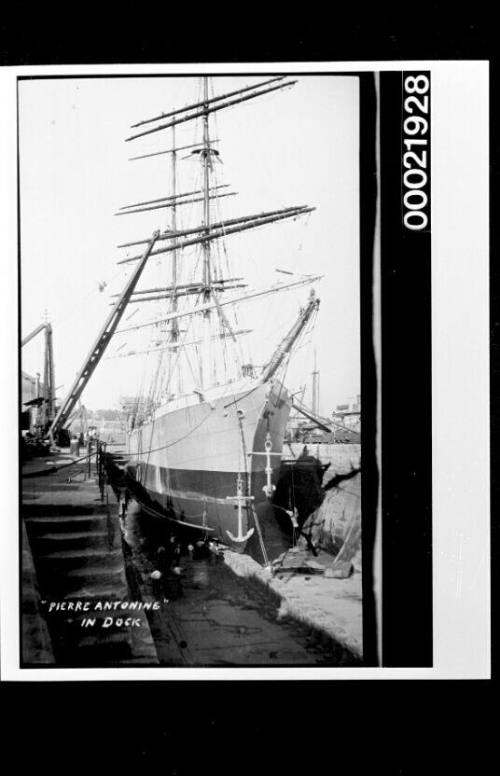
[202,501,209,540]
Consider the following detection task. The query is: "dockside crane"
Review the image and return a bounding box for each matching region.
[292,398,361,441]
[21,320,55,429]
[46,231,161,443]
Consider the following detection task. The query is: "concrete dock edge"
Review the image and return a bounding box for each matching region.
[222,549,363,662]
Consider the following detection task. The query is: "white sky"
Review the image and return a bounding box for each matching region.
[19,74,360,414]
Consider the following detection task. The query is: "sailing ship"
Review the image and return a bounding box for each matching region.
[112,76,322,550]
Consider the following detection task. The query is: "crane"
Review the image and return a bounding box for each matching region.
[47,231,160,443]
[292,398,361,441]
[21,321,55,429]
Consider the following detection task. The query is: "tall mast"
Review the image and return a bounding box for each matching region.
[44,323,55,426]
[170,124,180,394]
[312,348,320,415]
[121,76,312,394]
[202,77,212,293]
[170,125,179,340]
[201,76,212,388]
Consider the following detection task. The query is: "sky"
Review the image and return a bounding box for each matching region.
[19,74,360,416]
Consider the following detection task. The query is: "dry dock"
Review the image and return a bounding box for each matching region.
[120,500,361,666]
[21,443,363,667]
[224,547,362,661]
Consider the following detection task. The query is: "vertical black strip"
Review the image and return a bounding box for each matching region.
[359,73,379,667]
[380,72,433,666]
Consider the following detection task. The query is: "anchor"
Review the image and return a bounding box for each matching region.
[226,474,255,544]
[247,433,282,499]
[262,432,276,499]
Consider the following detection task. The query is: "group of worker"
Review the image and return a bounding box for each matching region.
[150,535,184,601]
[69,426,99,457]
[149,535,222,602]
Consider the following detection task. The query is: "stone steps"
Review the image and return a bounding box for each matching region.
[36,547,124,570]
[22,455,159,665]
[25,513,110,534]
[37,566,128,598]
[32,530,112,552]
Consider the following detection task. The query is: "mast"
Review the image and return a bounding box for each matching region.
[201,77,213,387]
[202,77,212,294]
[43,323,55,426]
[119,76,315,395]
[170,125,179,346]
[312,348,320,416]
[168,124,180,394]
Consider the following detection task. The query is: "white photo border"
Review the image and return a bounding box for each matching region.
[0,60,490,680]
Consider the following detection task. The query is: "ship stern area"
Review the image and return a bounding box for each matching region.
[125,379,291,553]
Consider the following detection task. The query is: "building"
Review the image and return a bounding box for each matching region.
[333,394,361,432]
[21,371,44,430]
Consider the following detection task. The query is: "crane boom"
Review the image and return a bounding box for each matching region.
[292,399,361,438]
[21,321,56,427]
[22,322,48,347]
[47,231,160,441]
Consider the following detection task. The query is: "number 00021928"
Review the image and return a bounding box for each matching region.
[402,74,430,231]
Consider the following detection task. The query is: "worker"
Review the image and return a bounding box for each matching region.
[170,566,183,599]
[150,569,163,600]
[173,541,182,566]
[166,534,177,568]
[119,493,128,520]
[70,432,80,458]
[208,540,219,565]
[193,538,210,560]
[156,545,169,576]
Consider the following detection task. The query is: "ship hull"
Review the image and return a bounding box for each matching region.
[126,379,291,550]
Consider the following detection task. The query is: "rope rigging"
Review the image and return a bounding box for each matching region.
[107,76,322,556]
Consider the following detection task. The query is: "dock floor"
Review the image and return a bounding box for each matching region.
[224,547,363,661]
[121,501,353,666]
[21,448,363,668]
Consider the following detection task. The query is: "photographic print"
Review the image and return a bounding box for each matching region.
[0,61,490,679]
[18,72,364,668]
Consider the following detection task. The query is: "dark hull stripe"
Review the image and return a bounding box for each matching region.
[127,464,270,547]
[127,464,268,503]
